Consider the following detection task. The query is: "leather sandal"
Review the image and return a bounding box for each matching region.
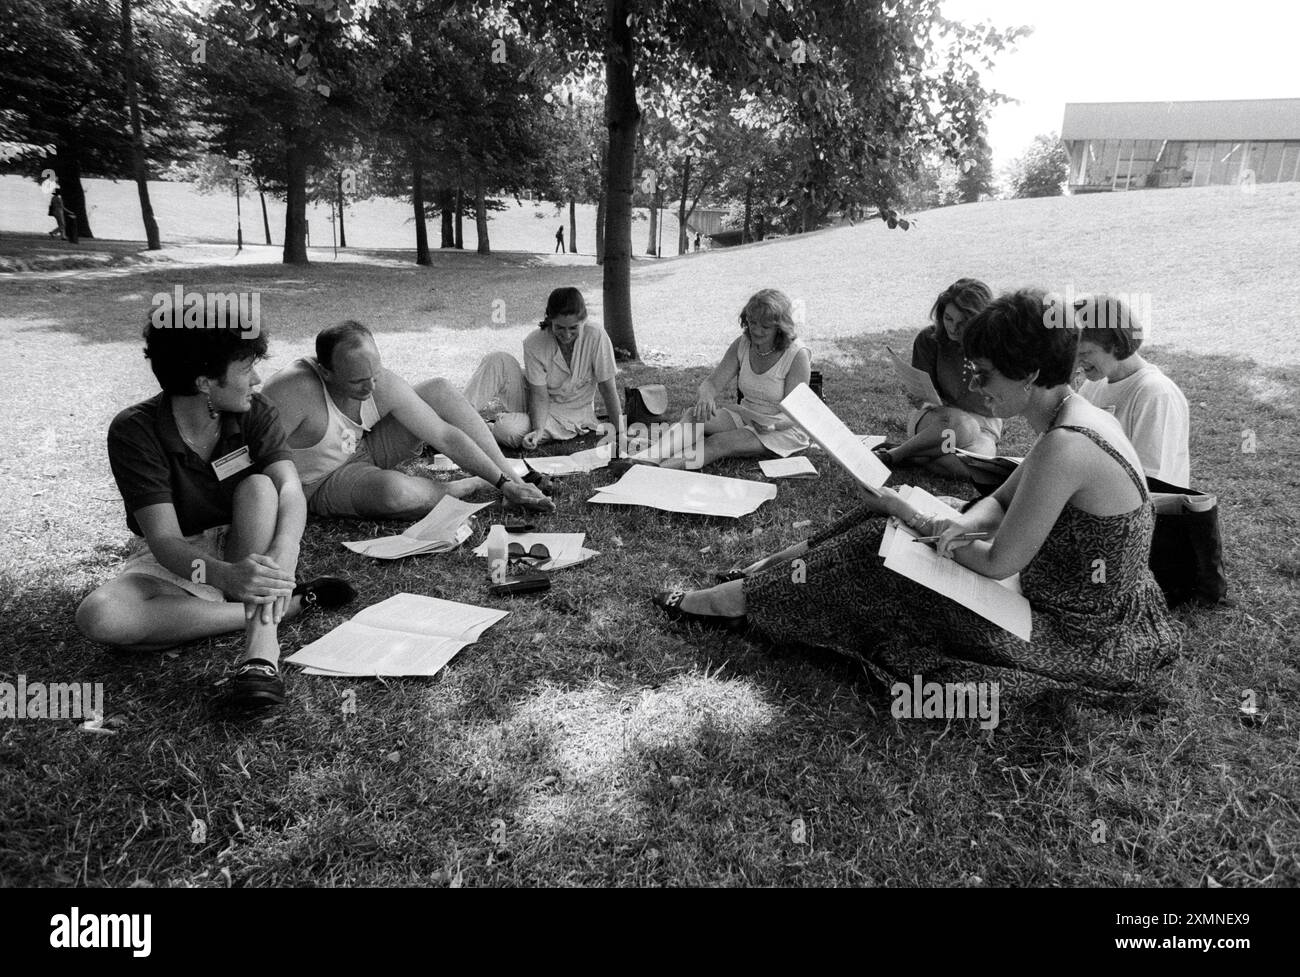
[652,590,747,632]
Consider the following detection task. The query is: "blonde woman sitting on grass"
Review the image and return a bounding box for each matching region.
[644,289,811,470]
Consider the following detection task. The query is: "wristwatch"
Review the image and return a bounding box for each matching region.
[494,472,509,490]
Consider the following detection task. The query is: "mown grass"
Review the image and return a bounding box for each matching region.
[2,334,1296,887]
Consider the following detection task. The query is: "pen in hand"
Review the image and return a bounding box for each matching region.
[911,531,992,543]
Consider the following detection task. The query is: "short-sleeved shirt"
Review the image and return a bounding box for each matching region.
[911,327,998,419]
[522,322,617,438]
[107,392,293,537]
[1079,363,1190,485]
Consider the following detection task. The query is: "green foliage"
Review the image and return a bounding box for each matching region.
[1009,132,1070,199]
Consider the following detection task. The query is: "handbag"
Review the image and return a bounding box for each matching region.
[625,384,668,428]
[1145,476,1229,608]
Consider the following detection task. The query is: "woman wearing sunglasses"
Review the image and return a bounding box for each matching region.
[654,289,1180,708]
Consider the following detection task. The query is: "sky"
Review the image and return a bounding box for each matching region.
[941,0,1300,170]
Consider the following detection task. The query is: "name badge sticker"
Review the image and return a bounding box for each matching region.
[212,445,253,480]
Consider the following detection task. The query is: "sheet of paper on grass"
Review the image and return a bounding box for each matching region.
[342,497,491,559]
[878,485,1031,641]
[759,456,818,479]
[885,346,943,405]
[287,593,508,676]
[507,442,615,477]
[779,384,891,494]
[471,532,598,572]
[589,464,777,518]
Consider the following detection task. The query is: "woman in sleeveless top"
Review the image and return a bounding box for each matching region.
[648,289,811,470]
[654,289,1180,710]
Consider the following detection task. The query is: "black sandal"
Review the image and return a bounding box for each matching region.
[713,569,748,584]
[652,590,747,632]
[293,576,357,611]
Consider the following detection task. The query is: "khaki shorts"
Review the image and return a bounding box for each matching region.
[303,415,424,518]
[118,525,229,602]
[906,405,1004,443]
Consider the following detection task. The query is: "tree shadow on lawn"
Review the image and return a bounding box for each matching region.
[2,256,607,347]
[3,335,1298,885]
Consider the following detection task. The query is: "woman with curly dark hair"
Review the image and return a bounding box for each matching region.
[655,289,1180,708]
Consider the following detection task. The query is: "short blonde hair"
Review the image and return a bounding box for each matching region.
[739,288,797,350]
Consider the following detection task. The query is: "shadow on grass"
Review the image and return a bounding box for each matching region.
[2,335,1298,886]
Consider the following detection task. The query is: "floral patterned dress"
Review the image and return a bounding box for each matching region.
[743,426,1181,704]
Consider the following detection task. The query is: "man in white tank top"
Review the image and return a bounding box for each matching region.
[263,322,552,518]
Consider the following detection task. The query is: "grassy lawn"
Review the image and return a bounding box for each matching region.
[1,186,1297,887]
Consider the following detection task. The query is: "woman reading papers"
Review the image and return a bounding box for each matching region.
[654,290,1180,707]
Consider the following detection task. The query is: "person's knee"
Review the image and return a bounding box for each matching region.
[372,473,431,516]
[951,416,981,447]
[493,414,530,448]
[414,375,455,404]
[76,588,145,647]
[233,473,277,509]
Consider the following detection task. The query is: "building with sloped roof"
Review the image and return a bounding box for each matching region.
[1061,99,1300,192]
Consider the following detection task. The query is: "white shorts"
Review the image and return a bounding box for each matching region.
[117,525,230,603]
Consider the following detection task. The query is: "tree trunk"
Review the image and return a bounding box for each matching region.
[258,183,272,245]
[756,211,765,241]
[646,185,658,255]
[742,179,752,243]
[595,192,605,264]
[454,186,464,248]
[473,174,489,255]
[439,187,455,247]
[336,171,347,248]
[283,137,309,264]
[677,154,690,255]
[568,197,577,253]
[413,148,430,266]
[120,0,159,249]
[602,0,639,360]
[53,154,92,239]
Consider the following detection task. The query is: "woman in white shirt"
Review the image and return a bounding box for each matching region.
[1074,294,1190,486]
[466,287,624,450]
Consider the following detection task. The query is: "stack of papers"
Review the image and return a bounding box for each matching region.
[470,532,599,572]
[758,457,818,479]
[885,346,943,405]
[589,465,777,518]
[286,594,509,676]
[779,384,891,494]
[878,485,1031,641]
[342,497,491,559]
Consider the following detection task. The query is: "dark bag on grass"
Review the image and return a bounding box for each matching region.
[626,384,669,428]
[1145,476,1229,608]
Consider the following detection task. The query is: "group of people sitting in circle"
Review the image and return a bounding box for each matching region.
[77,278,1188,713]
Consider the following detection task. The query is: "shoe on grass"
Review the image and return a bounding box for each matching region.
[293,576,357,612]
[229,658,285,709]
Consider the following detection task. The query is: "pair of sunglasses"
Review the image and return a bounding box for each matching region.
[508,542,550,560]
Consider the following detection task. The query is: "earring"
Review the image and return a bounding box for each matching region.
[206,395,218,419]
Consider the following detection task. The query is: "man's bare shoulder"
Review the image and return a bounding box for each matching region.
[262,358,318,401]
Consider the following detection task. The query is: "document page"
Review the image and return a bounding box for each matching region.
[885,346,943,405]
[779,384,890,493]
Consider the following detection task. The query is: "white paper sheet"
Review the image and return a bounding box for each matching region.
[341,497,491,559]
[877,486,1031,641]
[759,456,818,479]
[512,442,616,477]
[286,594,509,676]
[778,384,891,494]
[588,464,777,518]
[886,346,943,405]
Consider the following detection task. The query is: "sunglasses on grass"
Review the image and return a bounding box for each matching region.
[508,542,550,560]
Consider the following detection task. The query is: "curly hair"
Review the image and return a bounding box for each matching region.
[143,304,268,396]
[739,288,797,351]
[962,288,1078,388]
